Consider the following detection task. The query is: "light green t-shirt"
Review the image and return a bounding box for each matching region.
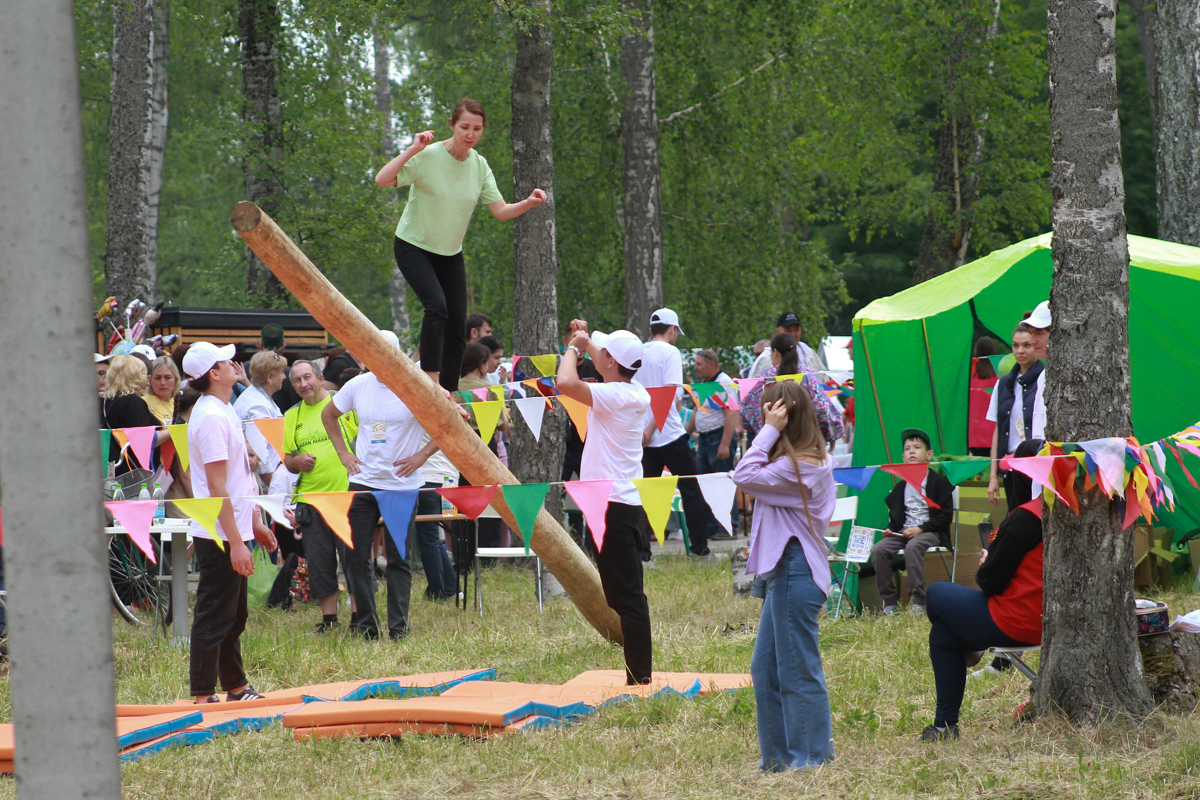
[283,395,357,496]
[393,144,504,256]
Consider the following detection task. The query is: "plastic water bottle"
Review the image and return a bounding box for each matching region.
[152,482,166,524]
[441,476,456,516]
[112,484,125,502]
[826,583,843,619]
[138,482,151,503]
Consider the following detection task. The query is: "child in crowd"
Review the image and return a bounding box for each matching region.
[733,380,836,771]
[869,428,954,616]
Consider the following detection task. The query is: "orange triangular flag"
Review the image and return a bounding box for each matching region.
[558,395,590,442]
[252,417,286,461]
[302,491,355,548]
[646,386,676,432]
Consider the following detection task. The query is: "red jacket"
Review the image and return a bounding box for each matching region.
[987,543,1043,644]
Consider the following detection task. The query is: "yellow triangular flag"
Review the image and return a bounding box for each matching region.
[775,373,807,383]
[168,424,190,472]
[557,395,590,441]
[302,491,356,547]
[530,354,558,378]
[252,417,286,461]
[472,401,505,444]
[632,475,679,546]
[489,384,505,401]
[170,497,226,551]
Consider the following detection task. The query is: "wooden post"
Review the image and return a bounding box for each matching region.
[231,202,623,642]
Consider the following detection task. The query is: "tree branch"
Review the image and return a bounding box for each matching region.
[659,52,788,126]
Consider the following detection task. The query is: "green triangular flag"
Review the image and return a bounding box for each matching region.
[100,428,111,476]
[933,457,990,486]
[691,381,723,405]
[499,483,551,555]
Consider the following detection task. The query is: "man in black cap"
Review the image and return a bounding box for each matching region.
[750,312,827,377]
[261,323,301,412]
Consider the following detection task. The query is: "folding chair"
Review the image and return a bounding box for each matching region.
[924,487,960,582]
[988,646,1040,680]
[825,496,859,619]
[473,504,544,617]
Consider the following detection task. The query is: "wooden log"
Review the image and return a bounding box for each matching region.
[231,202,623,643]
[1139,630,1200,715]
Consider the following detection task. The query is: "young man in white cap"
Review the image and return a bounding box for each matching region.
[182,341,278,703]
[558,321,654,684]
[641,308,715,562]
[1022,300,1051,441]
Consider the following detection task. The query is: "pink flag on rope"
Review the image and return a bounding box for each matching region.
[511,355,521,375]
[104,500,158,563]
[565,480,614,552]
[471,387,489,402]
[1004,455,1074,506]
[733,377,763,396]
[879,463,939,509]
[122,426,157,471]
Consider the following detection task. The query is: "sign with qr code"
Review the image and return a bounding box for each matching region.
[845,526,881,563]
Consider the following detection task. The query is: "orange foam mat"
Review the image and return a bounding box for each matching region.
[0,761,11,775]
[292,715,559,742]
[0,711,201,762]
[283,696,538,729]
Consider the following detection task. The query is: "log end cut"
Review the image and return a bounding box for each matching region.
[231,201,263,232]
[1140,631,1200,715]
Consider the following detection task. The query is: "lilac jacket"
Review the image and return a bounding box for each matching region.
[732,425,836,595]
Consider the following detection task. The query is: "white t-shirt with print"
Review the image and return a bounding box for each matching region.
[187,394,258,542]
[694,371,736,435]
[331,374,425,491]
[639,339,686,448]
[581,381,651,505]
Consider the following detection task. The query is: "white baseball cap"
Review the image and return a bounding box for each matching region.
[94,352,113,363]
[1025,300,1052,330]
[649,308,685,336]
[378,329,400,349]
[592,330,645,371]
[182,341,236,378]
[131,344,157,362]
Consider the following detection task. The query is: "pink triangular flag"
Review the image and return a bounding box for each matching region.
[733,377,764,396]
[511,355,520,375]
[565,480,614,552]
[104,500,158,564]
[1123,480,1143,530]
[1078,438,1127,498]
[472,387,489,402]
[1004,455,1073,506]
[122,425,157,471]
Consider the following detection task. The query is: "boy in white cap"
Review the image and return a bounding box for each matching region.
[558,320,654,684]
[182,342,278,703]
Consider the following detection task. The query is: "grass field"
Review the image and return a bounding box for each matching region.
[2,555,1200,799]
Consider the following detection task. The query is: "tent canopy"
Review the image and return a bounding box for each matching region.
[850,233,1200,540]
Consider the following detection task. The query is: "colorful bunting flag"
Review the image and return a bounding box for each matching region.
[691,382,723,406]
[471,387,489,402]
[565,480,614,552]
[1004,456,1073,507]
[512,396,546,441]
[489,384,505,402]
[1164,440,1199,489]
[252,418,286,461]
[646,386,677,432]
[303,491,356,547]
[833,466,878,491]
[695,473,737,537]
[104,500,158,563]
[250,495,292,529]
[159,437,176,473]
[100,429,111,476]
[168,424,190,472]
[558,395,590,441]
[931,458,989,486]
[472,401,505,444]
[123,425,157,471]
[529,354,558,378]
[373,489,420,559]
[1077,438,1128,498]
[633,476,678,546]
[436,484,498,520]
[879,463,940,508]
[499,483,551,555]
[733,377,763,396]
[169,497,226,551]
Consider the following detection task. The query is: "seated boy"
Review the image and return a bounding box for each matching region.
[870,428,954,616]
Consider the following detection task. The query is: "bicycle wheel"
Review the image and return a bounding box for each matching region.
[109,535,168,627]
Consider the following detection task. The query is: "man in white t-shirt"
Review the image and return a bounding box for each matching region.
[686,348,739,539]
[1023,300,1051,441]
[640,308,715,561]
[321,330,439,640]
[182,342,278,704]
[558,322,654,684]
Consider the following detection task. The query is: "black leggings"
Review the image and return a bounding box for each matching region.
[394,237,467,391]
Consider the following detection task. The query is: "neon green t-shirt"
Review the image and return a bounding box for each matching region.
[393,144,504,256]
[283,396,357,496]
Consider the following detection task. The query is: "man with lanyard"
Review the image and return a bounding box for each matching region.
[640,308,715,563]
[986,320,1045,508]
[283,360,358,633]
[686,348,739,539]
[182,342,278,703]
[320,330,439,640]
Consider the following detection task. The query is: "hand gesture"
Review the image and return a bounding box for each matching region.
[230,542,255,576]
[987,474,1000,505]
[340,450,363,476]
[978,548,989,567]
[568,319,589,336]
[295,453,316,473]
[763,398,789,431]
[527,188,547,205]
[231,360,248,386]
[254,519,278,553]
[902,526,921,539]
[568,330,590,351]
[394,451,430,478]
[411,130,435,152]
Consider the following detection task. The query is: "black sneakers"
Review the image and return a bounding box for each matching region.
[226,686,265,702]
[920,723,960,742]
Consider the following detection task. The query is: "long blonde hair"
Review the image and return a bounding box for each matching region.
[761,380,826,491]
[104,355,148,398]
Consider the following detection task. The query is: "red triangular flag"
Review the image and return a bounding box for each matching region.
[1123,480,1143,530]
[122,426,157,471]
[1164,441,1200,489]
[104,500,158,563]
[159,437,176,473]
[565,480,614,552]
[1018,498,1044,518]
[880,463,939,509]
[437,484,499,520]
[1049,445,1079,513]
[645,385,676,432]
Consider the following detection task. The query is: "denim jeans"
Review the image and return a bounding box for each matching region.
[926,581,1029,726]
[695,429,738,535]
[752,539,834,771]
[417,482,458,599]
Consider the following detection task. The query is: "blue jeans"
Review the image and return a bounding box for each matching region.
[926,582,1030,726]
[752,539,834,771]
[695,429,738,535]
[417,483,458,600]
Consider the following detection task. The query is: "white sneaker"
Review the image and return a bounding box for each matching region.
[642,559,660,570]
[910,604,926,618]
[882,604,900,616]
[968,664,1003,680]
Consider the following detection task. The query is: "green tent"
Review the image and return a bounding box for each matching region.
[849,232,1200,541]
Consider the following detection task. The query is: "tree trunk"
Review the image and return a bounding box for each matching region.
[1155,0,1200,246]
[1129,0,1157,123]
[620,0,663,339]
[105,0,167,311]
[910,0,998,286]
[374,21,410,346]
[510,0,566,529]
[1034,0,1154,724]
[240,0,286,304]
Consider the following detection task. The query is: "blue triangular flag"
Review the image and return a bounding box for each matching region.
[833,466,878,491]
[372,489,420,560]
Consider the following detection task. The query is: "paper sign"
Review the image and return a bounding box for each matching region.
[845,526,881,563]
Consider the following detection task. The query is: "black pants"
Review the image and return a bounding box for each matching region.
[595,503,653,684]
[346,482,415,640]
[297,502,346,601]
[394,236,467,392]
[190,537,249,696]
[642,433,710,556]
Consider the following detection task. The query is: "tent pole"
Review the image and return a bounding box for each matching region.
[922,319,948,453]
[857,322,893,464]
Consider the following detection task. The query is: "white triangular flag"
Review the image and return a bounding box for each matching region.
[513,396,546,442]
[1078,438,1127,496]
[695,473,738,536]
[251,495,293,529]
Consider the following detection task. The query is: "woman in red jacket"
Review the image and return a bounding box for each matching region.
[920,439,1044,743]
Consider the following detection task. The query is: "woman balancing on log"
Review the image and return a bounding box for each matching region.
[375,98,546,392]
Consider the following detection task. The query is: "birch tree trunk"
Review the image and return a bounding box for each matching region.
[511,0,566,526]
[104,0,167,309]
[1155,0,1200,246]
[374,22,410,346]
[240,0,286,304]
[1034,0,1153,724]
[620,0,663,339]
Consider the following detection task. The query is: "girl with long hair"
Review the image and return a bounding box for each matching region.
[733,380,836,771]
